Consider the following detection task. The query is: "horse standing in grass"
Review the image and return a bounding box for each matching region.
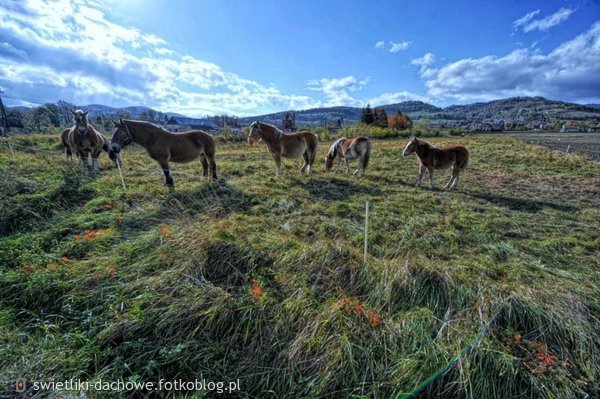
[247,121,318,176]
[402,136,469,189]
[108,119,217,187]
[61,128,73,161]
[325,136,371,177]
[66,110,108,171]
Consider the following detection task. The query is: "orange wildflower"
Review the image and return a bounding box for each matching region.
[368,311,382,328]
[60,256,71,262]
[47,263,59,269]
[159,224,171,237]
[22,265,34,274]
[107,266,117,279]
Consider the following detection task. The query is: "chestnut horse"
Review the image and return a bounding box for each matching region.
[61,128,73,161]
[402,137,469,189]
[65,110,108,171]
[247,121,318,176]
[108,119,217,186]
[325,136,371,177]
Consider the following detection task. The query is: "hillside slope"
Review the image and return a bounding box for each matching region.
[0,135,599,398]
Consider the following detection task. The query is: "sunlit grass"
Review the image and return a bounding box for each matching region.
[0,134,598,398]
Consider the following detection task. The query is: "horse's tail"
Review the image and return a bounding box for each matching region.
[308,133,319,163]
[363,139,371,170]
[459,147,469,170]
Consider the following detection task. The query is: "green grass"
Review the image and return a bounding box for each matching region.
[0,134,598,398]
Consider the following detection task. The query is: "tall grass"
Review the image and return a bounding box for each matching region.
[0,135,598,398]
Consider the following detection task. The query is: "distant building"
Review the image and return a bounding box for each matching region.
[164,116,219,132]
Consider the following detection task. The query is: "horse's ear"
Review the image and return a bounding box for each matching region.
[112,120,119,127]
[119,118,123,125]
[83,111,88,117]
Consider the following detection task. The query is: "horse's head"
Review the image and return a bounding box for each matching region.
[247,121,262,145]
[71,109,89,135]
[108,119,133,161]
[325,138,342,170]
[402,136,418,156]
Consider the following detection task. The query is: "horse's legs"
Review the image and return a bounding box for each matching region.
[159,161,174,186]
[79,151,91,170]
[207,154,217,180]
[335,157,341,173]
[199,154,209,177]
[428,167,435,189]
[300,152,308,173]
[272,154,282,177]
[344,158,350,174]
[91,149,101,172]
[444,165,458,189]
[355,156,365,177]
[416,164,425,187]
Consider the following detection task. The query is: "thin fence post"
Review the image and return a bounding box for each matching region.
[364,201,369,265]
[566,144,570,154]
[116,158,127,191]
[7,141,15,163]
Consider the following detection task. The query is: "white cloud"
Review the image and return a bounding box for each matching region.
[389,41,410,53]
[306,75,370,107]
[424,22,600,103]
[411,53,437,78]
[0,0,322,116]
[513,9,540,30]
[514,7,574,33]
[374,40,385,49]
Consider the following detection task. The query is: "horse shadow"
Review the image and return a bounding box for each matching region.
[300,177,383,201]
[465,190,574,213]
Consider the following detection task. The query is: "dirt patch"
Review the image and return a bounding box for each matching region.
[508,132,600,161]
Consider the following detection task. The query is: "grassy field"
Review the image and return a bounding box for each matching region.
[0,134,598,398]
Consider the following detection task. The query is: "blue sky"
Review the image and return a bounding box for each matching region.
[1,0,599,116]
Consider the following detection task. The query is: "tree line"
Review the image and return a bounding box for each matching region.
[359,103,413,130]
[4,102,167,133]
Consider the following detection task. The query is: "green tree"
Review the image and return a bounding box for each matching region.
[360,103,374,125]
[373,108,388,128]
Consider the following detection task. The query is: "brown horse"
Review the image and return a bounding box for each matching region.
[66,110,108,171]
[247,121,318,176]
[402,137,469,189]
[61,128,73,160]
[108,119,217,186]
[325,136,371,177]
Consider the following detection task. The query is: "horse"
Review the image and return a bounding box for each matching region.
[65,110,108,171]
[108,119,217,186]
[247,121,318,176]
[402,136,469,189]
[325,136,371,177]
[60,127,73,160]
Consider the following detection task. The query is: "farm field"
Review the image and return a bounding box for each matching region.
[508,132,600,161]
[0,134,599,398]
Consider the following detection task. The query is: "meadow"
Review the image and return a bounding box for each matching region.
[0,133,598,398]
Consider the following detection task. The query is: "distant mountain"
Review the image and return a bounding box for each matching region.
[240,97,600,128]
[7,97,600,129]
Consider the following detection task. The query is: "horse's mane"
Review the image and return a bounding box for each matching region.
[416,137,435,149]
[256,121,283,137]
[328,137,344,158]
[124,119,170,133]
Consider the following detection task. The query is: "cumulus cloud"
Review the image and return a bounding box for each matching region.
[389,41,410,53]
[306,75,370,107]
[374,40,385,49]
[514,8,574,33]
[411,53,437,77]
[424,22,600,103]
[0,0,320,115]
